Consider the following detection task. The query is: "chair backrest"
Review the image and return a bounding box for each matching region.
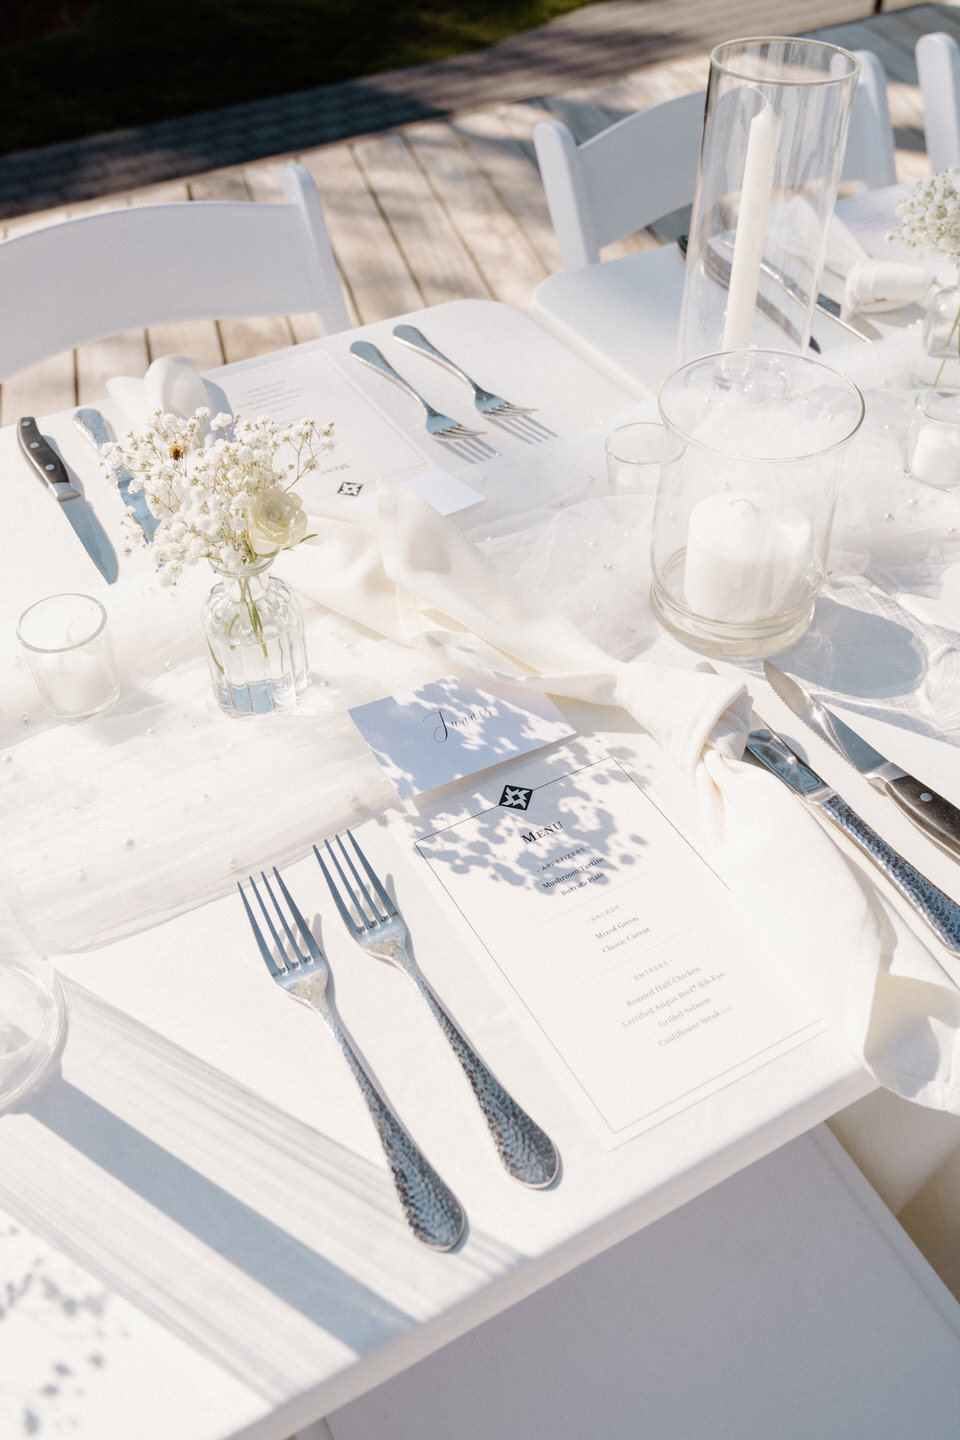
[917,31,960,173]
[841,49,898,191]
[0,163,350,382]
[534,90,707,271]
[534,50,896,272]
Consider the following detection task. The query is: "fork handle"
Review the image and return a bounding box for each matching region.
[320,1004,466,1250]
[402,959,560,1189]
[393,325,477,391]
[349,341,443,420]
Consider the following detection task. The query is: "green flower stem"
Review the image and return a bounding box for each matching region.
[238,574,268,658]
[934,296,960,388]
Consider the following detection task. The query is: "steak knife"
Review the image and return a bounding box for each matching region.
[746,725,960,955]
[18,417,119,584]
[764,662,960,861]
[73,407,159,540]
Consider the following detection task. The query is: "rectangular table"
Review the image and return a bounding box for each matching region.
[1,296,958,1439]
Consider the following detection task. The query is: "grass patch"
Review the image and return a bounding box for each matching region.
[0,0,602,154]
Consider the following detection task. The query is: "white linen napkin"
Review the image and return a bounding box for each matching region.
[280,484,960,1117]
[842,258,935,317]
[107,354,213,427]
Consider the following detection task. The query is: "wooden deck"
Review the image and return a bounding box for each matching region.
[1,0,956,426]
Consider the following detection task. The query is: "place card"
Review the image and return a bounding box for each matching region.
[349,678,575,799]
[414,743,824,1147]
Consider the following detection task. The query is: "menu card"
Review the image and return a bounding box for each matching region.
[217,348,481,513]
[414,744,824,1146]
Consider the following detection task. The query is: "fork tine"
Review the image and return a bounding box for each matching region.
[271,867,325,964]
[492,403,535,417]
[323,836,381,927]
[238,879,285,978]
[256,869,306,968]
[346,830,398,919]
[313,842,364,936]
[335,833,392,925]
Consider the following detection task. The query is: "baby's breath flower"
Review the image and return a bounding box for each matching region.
[105,407,334,583]
[896,168,960,260]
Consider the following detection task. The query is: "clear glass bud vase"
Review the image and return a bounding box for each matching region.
[202,556,309,716]
[913,285,960,388]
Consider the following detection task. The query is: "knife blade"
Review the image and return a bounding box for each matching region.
[764,662,960,861]
[745,724,960,955]
[73,407,159,541]
[18,417,119,584]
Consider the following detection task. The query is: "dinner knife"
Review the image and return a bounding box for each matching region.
[764,662,960,861]
[73,407,159,540]
[18,417,119,584]
[745,724,960,955]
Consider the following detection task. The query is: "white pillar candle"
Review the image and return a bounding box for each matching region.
[684,491,811,624]
[722,101,781,351]
[909,424,960,490]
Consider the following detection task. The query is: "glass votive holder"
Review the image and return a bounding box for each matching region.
[605,422,668,494]
[906,388,960,491]
[17,593,120,719]
[650,349,865,658]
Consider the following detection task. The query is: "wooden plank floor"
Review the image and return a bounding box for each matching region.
[1,0,955,425]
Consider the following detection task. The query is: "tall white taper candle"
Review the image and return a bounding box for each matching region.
[722,100,781,351]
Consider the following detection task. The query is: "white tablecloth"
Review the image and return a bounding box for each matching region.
[1,296,959,1439]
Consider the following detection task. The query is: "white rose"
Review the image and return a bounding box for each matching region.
[247,487,307,554]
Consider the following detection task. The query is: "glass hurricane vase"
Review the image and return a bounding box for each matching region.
[202,556,309,716]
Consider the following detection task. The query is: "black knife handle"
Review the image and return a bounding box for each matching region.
[886,775,960,860]
[18,417,79,500]
[820,794,960,954]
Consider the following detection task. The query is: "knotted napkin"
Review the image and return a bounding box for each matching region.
[107,354,214,426]
[280,483,960,1118]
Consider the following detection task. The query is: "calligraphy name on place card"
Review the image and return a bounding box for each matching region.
[349,677,575,798]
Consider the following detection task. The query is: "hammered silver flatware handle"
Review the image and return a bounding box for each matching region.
[820,795,960,955]
[402,955,560,1189]
[303,990,466,1250]
[349,340,439,418]
[393,325,473,385]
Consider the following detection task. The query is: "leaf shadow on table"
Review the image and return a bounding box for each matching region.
[0,981,520,1404]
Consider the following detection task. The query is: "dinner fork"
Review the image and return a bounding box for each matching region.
[392,325,536,420]
[239,868,466,1251]
[349,341,483,441]
[315,832,560,1190]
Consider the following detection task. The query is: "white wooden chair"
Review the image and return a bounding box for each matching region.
[0,163,350,382]
[534,50,897,272]
[917,31,960,173]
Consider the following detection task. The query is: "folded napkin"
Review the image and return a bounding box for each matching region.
[280,484,960,1117]
[774,199,935,316]
[842,258,935,317]
[107,354,213,427]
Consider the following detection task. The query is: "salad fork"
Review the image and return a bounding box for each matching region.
[239,867,466,1251]
[315,832,560,1190]
[349,341,483,442]
[393,325,536,420]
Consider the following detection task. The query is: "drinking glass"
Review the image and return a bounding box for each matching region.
[605,422,668,494]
